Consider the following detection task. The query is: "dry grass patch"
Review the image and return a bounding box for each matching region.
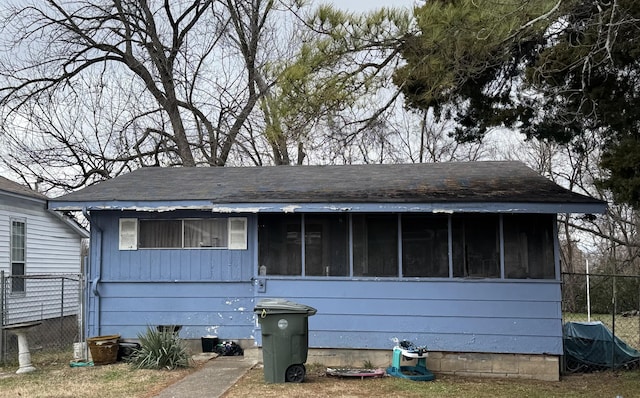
[0,350,197,398]
[222,363,640,398]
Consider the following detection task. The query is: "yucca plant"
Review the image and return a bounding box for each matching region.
[128,326,191,370]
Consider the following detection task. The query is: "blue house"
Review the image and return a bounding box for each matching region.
[48,161,605,380]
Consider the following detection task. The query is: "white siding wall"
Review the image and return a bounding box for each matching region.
[0,194,83,324]
[0,195,82,275]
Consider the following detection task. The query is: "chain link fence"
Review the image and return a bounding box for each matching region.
[0,272,83,364]
[562,272,640,373]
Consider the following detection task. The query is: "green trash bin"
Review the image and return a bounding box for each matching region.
[254,298,317,383]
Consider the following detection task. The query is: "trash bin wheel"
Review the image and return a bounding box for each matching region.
[285,364,306,383]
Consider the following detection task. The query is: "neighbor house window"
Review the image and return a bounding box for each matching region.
[503,214,555,279]
[402,215,449,277]
[120,217,246,250]
[452,214,500,278]
[11,219,26,293]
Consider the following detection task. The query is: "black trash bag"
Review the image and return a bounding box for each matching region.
[214,341,244,356]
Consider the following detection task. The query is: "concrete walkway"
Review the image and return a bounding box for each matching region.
[152,354,257,398]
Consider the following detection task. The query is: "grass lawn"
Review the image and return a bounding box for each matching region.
[2,350,640,397]
[222,363,640,398]
[0,350,193,398]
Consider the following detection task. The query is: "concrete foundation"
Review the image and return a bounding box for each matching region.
[242,345,558,381]
[183,339,559,381]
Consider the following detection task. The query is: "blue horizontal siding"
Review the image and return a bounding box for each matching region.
[254,279,563,355]
[255,279,561,301]
[301,298,559,318]
[308,331,562,354]
[92,282,256,340]
[310,315,559,336]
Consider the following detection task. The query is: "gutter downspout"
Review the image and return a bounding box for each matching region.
[83,208,103,336]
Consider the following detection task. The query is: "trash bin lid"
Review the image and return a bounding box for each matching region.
[254,298,317,316]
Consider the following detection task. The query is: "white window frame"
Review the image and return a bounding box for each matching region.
[10,218,26,294]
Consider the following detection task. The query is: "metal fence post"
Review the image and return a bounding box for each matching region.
[0,270,4,364]
[79,271,85,344]
[60,277,65,347]
[612,274,617,371]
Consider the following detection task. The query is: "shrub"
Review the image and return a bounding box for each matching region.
[128,326,191,370]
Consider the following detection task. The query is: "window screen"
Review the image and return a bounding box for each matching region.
[452,214,500,278]
[402,215,449,277]
[503,214,555,279]
[304,214,349,277]
[353,214,398,277]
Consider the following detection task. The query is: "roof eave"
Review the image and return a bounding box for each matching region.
[46,209,90,238]
[47,200,608,215]
[1,189,47,204]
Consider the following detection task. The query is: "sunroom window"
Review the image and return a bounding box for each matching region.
[452,214,500,278]
[353,214,398,277]
[402,215,449,277]
[304,214,348,276]
[503,214,555,279]
[258,214,301,275]
[257,212,557,279]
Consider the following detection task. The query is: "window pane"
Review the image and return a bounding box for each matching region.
[504,214,555,279]
[452,215,499,278]
[11,220,26,292]
[402,215,449,277]
[353,215,398,277]
[11,262,25,293]
[305,214,348,276]
[258,214,301,275]
[139,220,181,248]
[184,219,228,248]
[11,221,25,262]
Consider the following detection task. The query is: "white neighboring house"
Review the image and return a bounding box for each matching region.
[0,176,88,325]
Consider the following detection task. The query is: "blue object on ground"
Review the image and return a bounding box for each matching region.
[386,342,435,381]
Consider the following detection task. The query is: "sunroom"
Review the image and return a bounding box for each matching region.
[257,213,555,280]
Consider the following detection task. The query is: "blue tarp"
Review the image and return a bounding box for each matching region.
[563,321,640,371]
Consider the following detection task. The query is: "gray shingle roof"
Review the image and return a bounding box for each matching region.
[51,161,603,205]
[0,176,46,200]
